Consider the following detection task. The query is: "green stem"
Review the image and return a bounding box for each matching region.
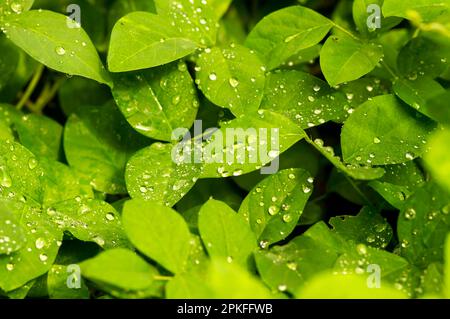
[16,64,45,111]
[380,60,399,81]
[333,23,360,41]
[31,76,66,114]
[153,275,172,281]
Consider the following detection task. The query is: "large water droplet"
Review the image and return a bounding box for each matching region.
[55,46,66,56]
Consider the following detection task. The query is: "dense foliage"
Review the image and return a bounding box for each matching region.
[0,0,449,299]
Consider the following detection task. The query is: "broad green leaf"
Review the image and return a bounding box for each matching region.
[154,0,218,47]
[198,199,255,267]
[64,101,149,194]
[424,128,450,193]
[0,120,13,141]
[368,162,425,209]
[397,37,450,80]
[0,37,19,91]
[260,70,349,129]
[352,0,402,35]
[199,110,306,178]
[255,222,347,294]
[307,137,385,180]
[330,207,393,249]
[0,139,43,205]
[47,264,89,299]
[125,142,202,207]
[238,168,313,245]
[341,95,436,165]
[195,45,265,117]
[80,248,159,291]
[0,203,26,254]
[108,12,198,72]
[375,29,410,76]
[245,6,333,70]
[112,61,199,141]
[425,91,450,125]
[3,10,111,85]
[50,198,128,249]
[209,0,232,18]
[383,0,449,22]
[296,273,407,299]
[108,0,156,31]
[397,182,450,267]
[0,0,33,18]
[393,77,446,115]
[122,199,192,273]
[166,259,272,298]
[320,35,383,86]
[40,158,93,208]
[337,77,390,120]
[0,199,62,292]
[14,113,63,160]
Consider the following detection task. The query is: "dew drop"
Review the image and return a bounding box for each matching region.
[404,208,416,220]
[28,158,38,170]
[373,137,381,144]
[105,212,115,221]
[229,78,239,88]
[208,73,217,81]
[35,238,45,249]
[6,263,14,271]
[39,253,48,262]
[55,46,66,56]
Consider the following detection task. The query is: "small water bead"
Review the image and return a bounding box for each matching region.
[35,238,45,249]
[405,153,414,160]
[208,73,217,81]
[229,78,239,88]
[401,240,409,248]
[268,206,279,216]
[256,218,262,224]
[286,262,297,271]
[366,235,376,243]
[105,212,115,221]
[282,214,292,223]
[259,240,269,249]
[356,244,368,255]
[6,263,14,271]
[307,96,315,102]
[55,46,66,56]
[226,256,233,263]
[302,185,311,194]
[373,137,381,144]
[313,85,321,92]
[404,208,416,220]
[39,253,48,262]
[277,284,288,292]
[307,177,314,184]
[27,158,38,170]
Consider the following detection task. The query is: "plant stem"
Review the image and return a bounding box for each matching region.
[16,64,44,111]
[380,60,399,81]
[333,23,360,41]
[31,76,66,114]
[153,275,172,281]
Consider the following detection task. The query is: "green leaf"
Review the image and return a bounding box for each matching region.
[383,0,450,22]
[108,12,198,72]
[330,207,393,249]
[49,198,128,249]
[245,5,333,70]
[199,110,306,178]
[39,158,93,207]
[238,168,313,245]
[80,248,159,291]
[424,128,450,193]
[0,203,26,254]
[0,37,19,91]
[209,0,232,18]
[3,10,111,85]
[393,77,446,115]
[47,264,89,299]
[166,259,272,298]
[0,0,34,18]
[122,199,192,273]
[397,37,450,80]
[154,0,219,47]
[198,199,255,267]
[320,35,384,86]
[112,61,199,141]
[425,91,450,125]
[0,199,62,292]
[195,45,265,116]
[307,137,386,180]
[445,234,450,298]
[352,0,402,35]
[64,101,149,194]
[125,142,202,207]
[260,70,349,129]
[341,95,436,165]
[14,113,63,160]
[296,273,407,298]
[0,140,43,205]
[397,182,450,267]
